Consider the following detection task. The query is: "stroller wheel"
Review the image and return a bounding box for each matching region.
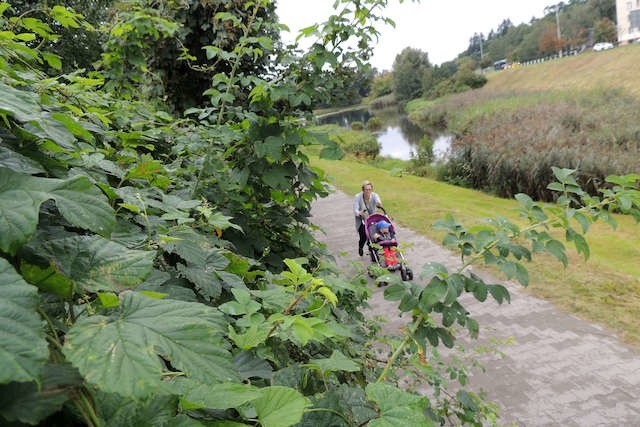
[406,268,413,281]
[400,266,408,281]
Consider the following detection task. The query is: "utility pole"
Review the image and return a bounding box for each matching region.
[545,2,565,58]
[554,6,562,57]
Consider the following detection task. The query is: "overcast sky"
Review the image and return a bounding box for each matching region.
[276,0,556,70]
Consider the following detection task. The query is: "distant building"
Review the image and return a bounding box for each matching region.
[617,0,640,44]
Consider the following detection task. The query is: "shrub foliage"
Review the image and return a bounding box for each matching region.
[1,2,639,427]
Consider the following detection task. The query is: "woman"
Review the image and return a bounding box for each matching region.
[353,180,382,256]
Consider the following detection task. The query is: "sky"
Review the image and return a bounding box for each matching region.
[276,0,555,70]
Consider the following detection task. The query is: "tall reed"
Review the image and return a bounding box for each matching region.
[414,89,640,200]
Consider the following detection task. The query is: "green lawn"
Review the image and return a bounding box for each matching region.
[312,156,640,346]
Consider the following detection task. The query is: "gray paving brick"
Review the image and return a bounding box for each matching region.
[311,189,640,425]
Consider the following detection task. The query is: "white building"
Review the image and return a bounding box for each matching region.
[617,0,640,44]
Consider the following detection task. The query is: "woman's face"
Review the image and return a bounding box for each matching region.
[363,185,373,194]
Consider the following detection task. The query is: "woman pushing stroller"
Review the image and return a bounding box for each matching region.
[353,180,414,281]
[353,180,382,256]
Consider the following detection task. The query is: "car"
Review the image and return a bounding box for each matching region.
[593,42,614,51]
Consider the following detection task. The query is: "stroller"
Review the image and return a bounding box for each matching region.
[365,210,413,281]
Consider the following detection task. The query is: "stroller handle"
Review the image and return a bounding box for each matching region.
[377,205,387,215]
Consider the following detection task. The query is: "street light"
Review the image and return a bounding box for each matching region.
[544,2,565,57]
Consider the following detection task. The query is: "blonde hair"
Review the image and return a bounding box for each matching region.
[361,180,373,190]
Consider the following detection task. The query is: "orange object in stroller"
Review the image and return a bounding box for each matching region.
[364,210,413,281]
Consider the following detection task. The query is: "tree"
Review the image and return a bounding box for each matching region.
[594,16,617,42]
[392,47,430,102]
[5,0,113,72]
[452,0,614,65]
[454,58,487,89]
[539,21,563,55]
[369,71,394,98]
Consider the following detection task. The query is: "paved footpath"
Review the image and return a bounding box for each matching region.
[311,188,640,426]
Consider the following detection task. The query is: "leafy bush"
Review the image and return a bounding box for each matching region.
[407,136,435,177]
[366,116,383,131]
[350,120,365,130]
[333,129,380,159]
[2,3,639,427]
[369,93,398,110]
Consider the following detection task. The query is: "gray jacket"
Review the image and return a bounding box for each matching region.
[353,191,381,230]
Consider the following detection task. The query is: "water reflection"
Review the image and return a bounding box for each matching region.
[377,126,415,160]
[317,109,372,127]
[318,108,452,161]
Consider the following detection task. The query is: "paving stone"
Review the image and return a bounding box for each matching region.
[311,189,640,425]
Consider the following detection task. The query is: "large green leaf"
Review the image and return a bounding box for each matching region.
[23,112,78,151]
[177,264,222,300]
[365,383,433,427]
[309,350,360,373]
[177,379,261,410]
[63,292,238,398]
[0,258,48,383]
[95,391,180,427]
[298,384,377,427]
[41,236,155,292]
[48,173,115,233]
[252,386,311,427]
[0,363,81,425]
[0,145,45,174]
[0,168,116,254]
[0,82,40,122]
[20,261,72,297]
[233,351,273,380]
[163,228,228,267]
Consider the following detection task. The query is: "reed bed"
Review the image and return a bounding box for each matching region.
[411,89,640,200]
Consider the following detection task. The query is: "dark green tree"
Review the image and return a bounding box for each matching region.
[593,16,617,42]
[392,47,430,102]
[369,71,394,98]
[5,0,113,72]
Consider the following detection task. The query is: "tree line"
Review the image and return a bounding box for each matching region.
[370,0,617,104]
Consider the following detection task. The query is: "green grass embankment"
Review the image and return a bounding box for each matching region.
[484,44,640,96]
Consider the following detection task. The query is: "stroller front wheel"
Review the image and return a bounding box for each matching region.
[401,266,413,281]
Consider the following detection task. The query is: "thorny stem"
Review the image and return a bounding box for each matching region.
[38,309,101,426]
[376,313,427,383]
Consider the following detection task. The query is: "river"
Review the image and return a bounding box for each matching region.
[317,108,452,161]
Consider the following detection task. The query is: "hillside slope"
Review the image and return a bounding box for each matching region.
[484,44,640,96]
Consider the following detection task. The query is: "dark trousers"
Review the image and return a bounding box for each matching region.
[358,223,367,251]
[358,223,373,259]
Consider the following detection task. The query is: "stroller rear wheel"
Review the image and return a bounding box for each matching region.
[400,265,413,281]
